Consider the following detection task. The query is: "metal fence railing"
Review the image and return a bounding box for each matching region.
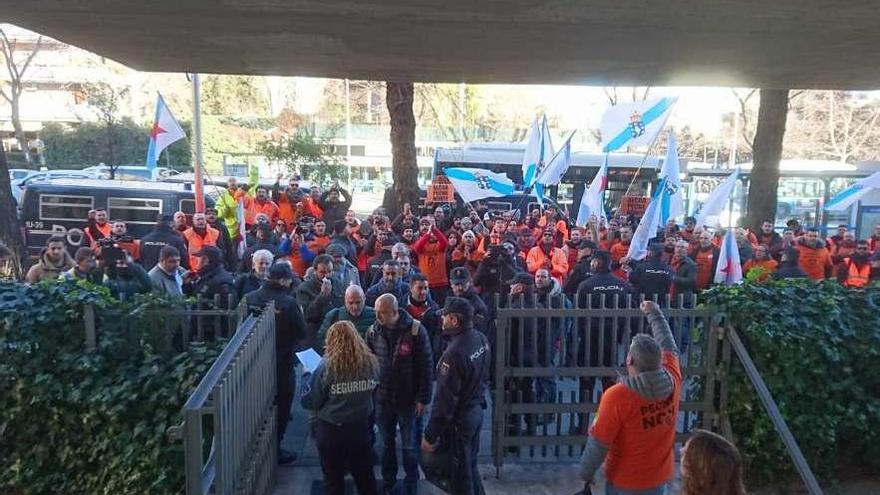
[83,294,248,353]
[491,294,726,472]
[176,302,277,495]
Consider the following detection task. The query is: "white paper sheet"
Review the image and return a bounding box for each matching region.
[295,348,323,373]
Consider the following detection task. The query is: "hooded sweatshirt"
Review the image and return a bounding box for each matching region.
[579,306,681,491]
[25,248,75,283]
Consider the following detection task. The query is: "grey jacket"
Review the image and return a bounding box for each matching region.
[301,362,379,426]
[148,265,185,297]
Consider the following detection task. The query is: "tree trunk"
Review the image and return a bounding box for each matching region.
[747,89,789,232]
[10,88,31,164]
[385,82,420,218]
[0,143,24,277]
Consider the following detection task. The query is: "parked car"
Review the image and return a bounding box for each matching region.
[19,178,213,258]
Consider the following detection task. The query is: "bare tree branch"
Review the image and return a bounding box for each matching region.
[18,35,42,76]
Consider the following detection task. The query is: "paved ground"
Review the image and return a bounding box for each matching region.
[274,369,681,495]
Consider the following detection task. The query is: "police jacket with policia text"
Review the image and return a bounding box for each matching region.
[424,323,490,444]
[301,361,379,426]
[366,309,433,411]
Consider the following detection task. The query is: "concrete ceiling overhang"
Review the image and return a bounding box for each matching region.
[5,1,880,89]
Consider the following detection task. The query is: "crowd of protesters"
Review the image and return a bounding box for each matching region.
[16,173,870,495]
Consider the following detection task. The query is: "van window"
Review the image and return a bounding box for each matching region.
[108,197,163,224]
[179,199,196,215]
[40,194,94,221]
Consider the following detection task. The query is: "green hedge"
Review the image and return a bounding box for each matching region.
[704,281,880,486]
[0,281,224,494]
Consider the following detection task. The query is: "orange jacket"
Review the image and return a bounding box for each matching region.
[244,197,280,225]
[796,242,833,281]
[526,245,569,281]
[182,226,220,270]
[743,259,778,283]
[693,245,719,290]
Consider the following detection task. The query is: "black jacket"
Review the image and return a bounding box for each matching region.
[366,309,434,411]
[576,270,632,309]
[772,261,809,280]
[234,272,265,299]
[424,324,490,444]
[455,288,490,336]
[190,264,236,308]
[365,250,393,287]
[319,188,353,228]
[671,256,698,307]
[404,296,443,366]
[296,274,345,340]
[139,224,188,270]
[629,258,673,300]
[563,257,592,297]
[245,282,307,355]
[210,220,237,270]
[473,254,519,304]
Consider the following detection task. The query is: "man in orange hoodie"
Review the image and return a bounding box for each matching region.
[412,217,450,304]
[609,226,632,264]
[796,228,833,281]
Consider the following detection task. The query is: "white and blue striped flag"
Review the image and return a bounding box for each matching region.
[600,97,677,153]
[536,131,575,187]
[626,132,684,260]
[445,167,515,204]
[825,170,880,211]
[522,115,555,205]
[714,229,743,285]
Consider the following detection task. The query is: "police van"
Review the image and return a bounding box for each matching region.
[20,179,214,258]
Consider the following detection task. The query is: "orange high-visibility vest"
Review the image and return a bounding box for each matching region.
[843,258,871,288]
[182,227,220,269]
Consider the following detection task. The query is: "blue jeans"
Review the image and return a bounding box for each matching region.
[606,483,667,495]
[377,405,421,491]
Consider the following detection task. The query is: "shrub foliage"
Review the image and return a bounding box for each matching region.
[704,280,880,486]
[0,281,223,494]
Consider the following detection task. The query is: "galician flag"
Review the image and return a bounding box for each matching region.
[627,175,666,261]
[576,154,608,226]
[600,97,677,153]
[825,170,880,211]
[521,115,555,205]
[695,168,740,227]
[236,198,248,258]
[714,229,743,285]
[657,132,685,224]
[445,167,515,204]
[146,94,186,171]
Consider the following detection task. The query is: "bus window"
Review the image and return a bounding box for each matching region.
[108,197,163,224]
[40,194,94,221]
[486,201,514,211]
[179,199,196,215]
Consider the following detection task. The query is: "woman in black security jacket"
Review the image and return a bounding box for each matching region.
[301,321,380,495]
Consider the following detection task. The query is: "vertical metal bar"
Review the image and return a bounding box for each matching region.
[183,409,203,495]
[83,304,97,352]
[493,309,508,473]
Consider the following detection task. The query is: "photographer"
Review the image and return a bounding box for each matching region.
[100,243,152,300]
[473,242,520,307]
[106,220,140,261]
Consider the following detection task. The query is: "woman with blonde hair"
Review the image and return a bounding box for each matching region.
[302,320,380,495]
[681,430,746,495]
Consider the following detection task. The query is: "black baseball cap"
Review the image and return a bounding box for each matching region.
[449,267,471,284]
[268,262,295,280]
[439,297,474,322]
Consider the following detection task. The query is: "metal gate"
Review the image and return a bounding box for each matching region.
[491,294,728,471]
[177,302,278,495]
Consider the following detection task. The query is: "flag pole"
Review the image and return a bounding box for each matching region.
[191,73,205,213]
[515,129,577,222]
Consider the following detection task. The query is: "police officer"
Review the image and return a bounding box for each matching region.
[627,243,673,303]
[421,297,489,495]
[245,262,307,465]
